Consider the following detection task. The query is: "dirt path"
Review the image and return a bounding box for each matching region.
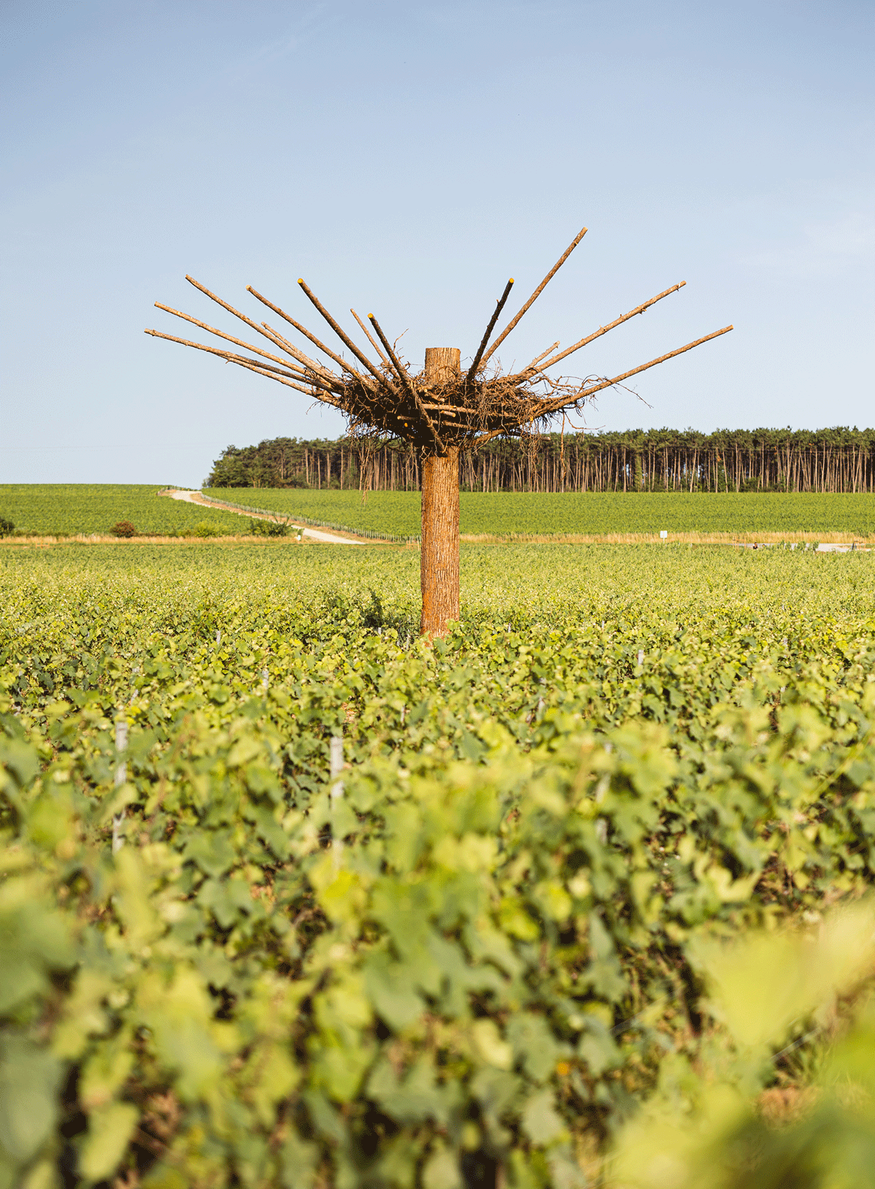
[164,490,365,544]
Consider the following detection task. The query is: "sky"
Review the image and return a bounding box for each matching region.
[2,0,873,485]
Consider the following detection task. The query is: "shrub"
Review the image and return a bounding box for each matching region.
[192,521,224,538]
[248,517,289,537]
[0,515,14,536]
[109,521,137,538]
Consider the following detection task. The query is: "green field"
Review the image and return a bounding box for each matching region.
[4,542,875,1185]
[0,484,243,536]
[3,485,874,539]
[205,487,875,538]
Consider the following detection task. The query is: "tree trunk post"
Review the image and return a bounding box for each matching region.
[420,347,460,637]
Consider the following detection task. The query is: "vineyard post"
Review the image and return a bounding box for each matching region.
[112,715,128,855]
[420,347,461,637]
[330,734,345,867]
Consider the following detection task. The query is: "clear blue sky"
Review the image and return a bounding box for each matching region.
[2,0,873,485]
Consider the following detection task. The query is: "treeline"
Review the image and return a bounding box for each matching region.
[205,428,875,493]
[207,438,364,490]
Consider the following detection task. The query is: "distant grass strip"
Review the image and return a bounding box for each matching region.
[0,485,242,536]
[204,489,875,540]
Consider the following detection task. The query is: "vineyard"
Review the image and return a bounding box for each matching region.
[204,487,875,541]
[4,542,875,1186]
[2,486,875,542]
[0,486,241,537]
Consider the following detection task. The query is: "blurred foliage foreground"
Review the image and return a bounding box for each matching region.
[4,544,875,1188]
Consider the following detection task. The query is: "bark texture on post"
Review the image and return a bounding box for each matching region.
[420,347,461,637]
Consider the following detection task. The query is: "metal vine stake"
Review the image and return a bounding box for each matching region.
[146,227,732,635]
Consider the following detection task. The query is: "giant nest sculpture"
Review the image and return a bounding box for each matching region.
[147,227,732,635]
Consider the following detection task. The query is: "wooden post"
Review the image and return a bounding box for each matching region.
[112,715,128,855]
[330,734,345,867]
[420,347,460,637]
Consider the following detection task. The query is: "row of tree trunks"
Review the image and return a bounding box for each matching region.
[208,435,875,493]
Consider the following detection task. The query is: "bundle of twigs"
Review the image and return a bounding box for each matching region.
[145,227,732,454]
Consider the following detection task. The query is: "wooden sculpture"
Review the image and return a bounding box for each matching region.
[146,228,732,634]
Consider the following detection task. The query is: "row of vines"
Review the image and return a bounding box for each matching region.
[3,486,875,542]
[3,544,875,1186]
[202,488,875,541]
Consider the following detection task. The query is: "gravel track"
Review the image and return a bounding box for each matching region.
[164,490,365,544]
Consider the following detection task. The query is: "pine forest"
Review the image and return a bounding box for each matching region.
[206,428,875,494]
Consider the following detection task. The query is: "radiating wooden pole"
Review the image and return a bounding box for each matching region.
[472,324,734,446]
[525,282,687,376]
[350,308,389,367]
[420,347,460,638]
[480,227,588,367]
[465,279,514,384]
[368,314,445,451]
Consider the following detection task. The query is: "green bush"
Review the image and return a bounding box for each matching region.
[0,516,13,536]
[248,517,290,537]
[192,520,224,538]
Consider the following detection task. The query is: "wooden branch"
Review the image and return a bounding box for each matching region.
[367,314,445,452]
[143,329,343,405]
[245,285,375,389]
[473,324,734,446]
[153,302,325,379]
[350,307,390,367]
[480,227,588,367]
[543,323,734,414]
[520,341,560,374]
[256,320,338,382]
[219,351,313,384]
[230,359,344,405]
[144,326,341,395]
[182,276,324,374]
[465,279,514,384]
[364,314,413,390]
[297,280,387,387]
[525,282,687,376]
[219,350,339,394]
[471,421,540,448]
